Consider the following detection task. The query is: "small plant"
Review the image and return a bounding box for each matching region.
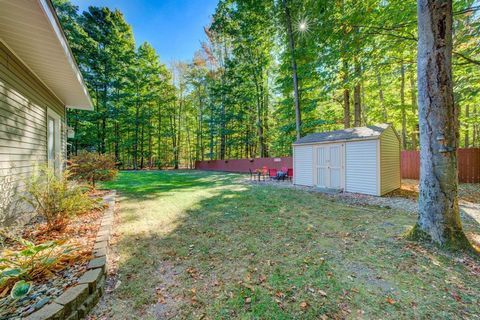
[23,166,94,231]
[69,152,118,188]
[0,238,75,295]
[0,172,22,226]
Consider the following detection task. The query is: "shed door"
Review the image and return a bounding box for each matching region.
[315,144,343,189]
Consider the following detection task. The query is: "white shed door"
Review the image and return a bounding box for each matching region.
[315,144,343,189]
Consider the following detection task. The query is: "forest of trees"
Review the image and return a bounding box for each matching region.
[53,0,480,169]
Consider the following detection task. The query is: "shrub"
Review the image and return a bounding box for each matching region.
[0,172,22,227]
[0,238,75,295]
[23,166,94,231]
[69,152,118,188]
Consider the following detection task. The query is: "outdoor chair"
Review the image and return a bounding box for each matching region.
[287,168,293,181]
[268,168,278,180]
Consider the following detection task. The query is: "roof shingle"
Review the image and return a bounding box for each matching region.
[293,124,390,145]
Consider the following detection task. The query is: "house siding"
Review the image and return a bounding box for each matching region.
[0,41,66,185]
[293,145,314,186]
[345,140,378,195]
[380,126,401,195]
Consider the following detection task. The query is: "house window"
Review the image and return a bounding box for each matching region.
[47,109,61,172]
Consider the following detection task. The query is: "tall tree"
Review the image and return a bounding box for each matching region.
[282,0,301,140]
[413,0,470,249]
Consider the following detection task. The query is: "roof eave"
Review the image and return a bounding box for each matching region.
[40,0,93,111]
[292,135,381,146]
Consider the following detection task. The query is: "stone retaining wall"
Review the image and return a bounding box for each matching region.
[25,191,116,320]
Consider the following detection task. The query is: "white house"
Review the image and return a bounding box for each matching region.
[292,124,401,196]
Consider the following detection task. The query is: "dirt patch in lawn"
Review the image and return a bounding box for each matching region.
[387,179,480,203]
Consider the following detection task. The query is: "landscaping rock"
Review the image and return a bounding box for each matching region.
[55,284,89,315]
[95,233,110,242]
[24,302,64,320]
[93,241,108,250]
[78,268,103,293]
[93,246,108,258]
[87,256,107,272]
[34,297,50,310]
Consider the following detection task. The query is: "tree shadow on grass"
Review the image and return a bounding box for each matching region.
[97,180,480,320]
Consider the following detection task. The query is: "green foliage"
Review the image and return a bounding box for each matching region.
[53,0,480,167]
[10,280,31,300]
[69,152,118,188]
[0,238,75,294]
[23,166,94,231]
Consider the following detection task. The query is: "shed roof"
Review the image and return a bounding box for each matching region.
[0,0,93,110]
[293,124,391,145]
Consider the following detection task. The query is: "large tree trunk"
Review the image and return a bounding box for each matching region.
[414,0,470,249]
[282,0,301,140]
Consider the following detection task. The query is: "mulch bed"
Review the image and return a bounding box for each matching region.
[0,194,106,319]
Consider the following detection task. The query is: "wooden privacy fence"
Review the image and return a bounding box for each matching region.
[195,157,293,173]
[401,148,480,183]
[195,148,480,183]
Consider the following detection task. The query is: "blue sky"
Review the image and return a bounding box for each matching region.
[71,0,218,63]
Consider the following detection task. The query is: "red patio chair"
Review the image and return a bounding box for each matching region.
[268,168,278,180]
[261,166,268,181]
[287,168,293,181]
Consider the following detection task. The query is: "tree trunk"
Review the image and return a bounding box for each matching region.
[464,104,469,147]
[343,89,351,128]
[282,0,301,140]
[400,61,407,150]
[133,89,139,171]
[473,105,478,146]
[413,0,470,249]
[157,103,162,169]
[353,84,361,127]
[376,71,388,122]
[353,61,361,127]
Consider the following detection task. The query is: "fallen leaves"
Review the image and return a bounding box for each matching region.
[385,297,396,305]
[186,267,200,279]
[299,301,309,310]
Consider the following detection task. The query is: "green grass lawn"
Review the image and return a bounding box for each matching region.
[96,170,479,320]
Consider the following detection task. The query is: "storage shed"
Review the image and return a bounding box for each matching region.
[292,124,400,196]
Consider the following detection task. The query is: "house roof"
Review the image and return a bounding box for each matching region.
[293,124,391,145]
[0,0,93,110]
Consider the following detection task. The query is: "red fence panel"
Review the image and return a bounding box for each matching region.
[196,149,480,183]
[195,157,293,173]
[400,151,420,180]
[458,148,480,183]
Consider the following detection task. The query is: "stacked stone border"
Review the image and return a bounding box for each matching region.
[25,191,116,320]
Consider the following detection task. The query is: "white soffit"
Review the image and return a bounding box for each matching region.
[0,0,93,110]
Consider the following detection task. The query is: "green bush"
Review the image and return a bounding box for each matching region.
[0,237,75,296]
[69,152,118,188]
[23,166,94,231]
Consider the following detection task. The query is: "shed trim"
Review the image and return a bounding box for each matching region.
[292,135,379,146]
